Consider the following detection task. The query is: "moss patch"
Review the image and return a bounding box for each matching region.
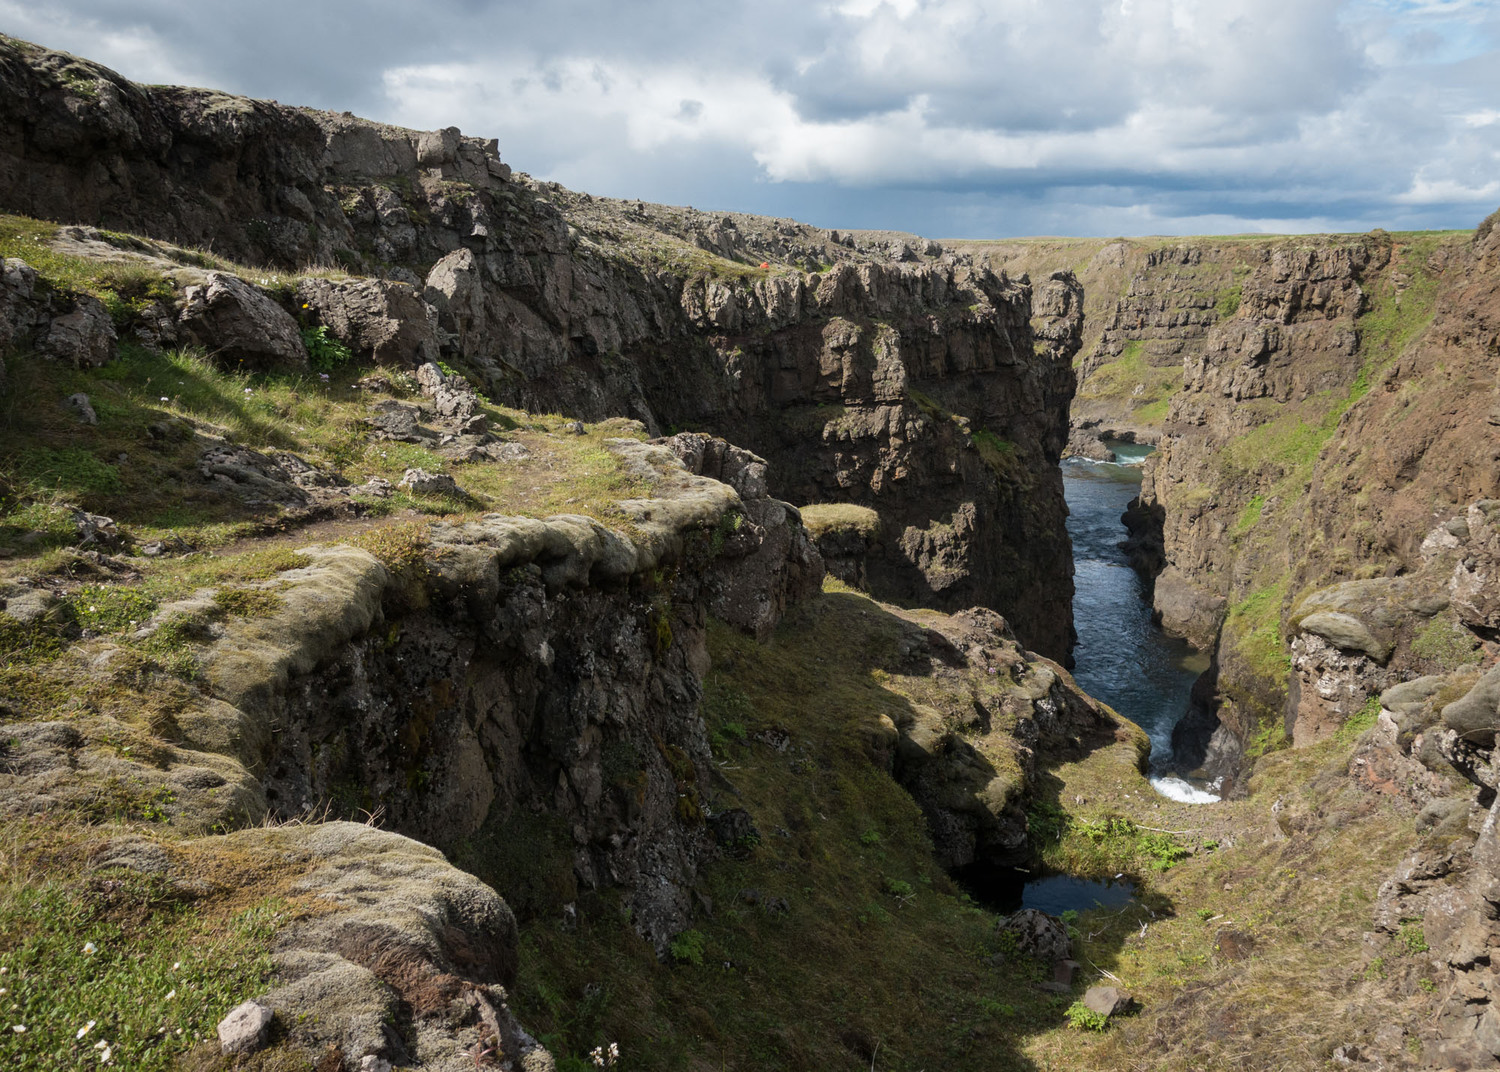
[799,503,880,540]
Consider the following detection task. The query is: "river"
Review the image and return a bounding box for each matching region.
[1062,446,1219,803]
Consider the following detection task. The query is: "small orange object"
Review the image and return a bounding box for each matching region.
[759,261,769,269]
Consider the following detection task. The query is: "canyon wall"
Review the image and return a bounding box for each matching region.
[979,224,1500,791]
[0,35,1081,659]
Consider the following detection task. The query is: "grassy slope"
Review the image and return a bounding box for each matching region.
[0,216,668,1071]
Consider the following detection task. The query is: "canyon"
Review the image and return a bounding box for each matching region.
[1,33,1499,1072]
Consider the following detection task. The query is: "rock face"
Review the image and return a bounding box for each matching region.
[0,255,116,374]
[0,37,1082,660]
[659,432,824,640]
[667,264,1084,659]
[1026,225,1499,791]
[968,238,1256,449]
[298,277,439,367]
[873,606,1129,868]
[178,272,308,371]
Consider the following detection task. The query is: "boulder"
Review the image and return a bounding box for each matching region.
[1298,611,1392,664]
[398,467,463,497]
[217,999,273,1055]
[1381,675,1449,715]
[998,908,1072,962]
[1082,985,1133,1017]
[65,393,97,424]
[38,294,116,367]
[297,277,439,367]
[414,361,478,421]
[73,510,121,550]
[217,823,549,1068]
[1443,663,1500,746]
[179,272,307,371]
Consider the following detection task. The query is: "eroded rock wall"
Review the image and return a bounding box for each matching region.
[962,237,1260,447]
[1142,227,1498,789]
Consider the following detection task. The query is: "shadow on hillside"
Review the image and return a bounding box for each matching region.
[644,587,1173,1072]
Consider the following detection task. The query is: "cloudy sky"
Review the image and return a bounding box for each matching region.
[4,0,1498,238]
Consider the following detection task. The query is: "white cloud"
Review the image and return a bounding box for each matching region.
[1395,174,1500,204]
[0,1,204,85]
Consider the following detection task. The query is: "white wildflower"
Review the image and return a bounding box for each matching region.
[171,962,180,972]
[83,941,97,954]
[11,1024,24,1033]
[159,396,169,403]
[243,388,253,394]
[165,989,176,1000]
[94,1039,107,1049]
[77,1020,96,1039]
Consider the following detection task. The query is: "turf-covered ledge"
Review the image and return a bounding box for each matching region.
[199,547,390,764]
[212,821,552,1071]
[0,437,759,838]
[195,437,745,785]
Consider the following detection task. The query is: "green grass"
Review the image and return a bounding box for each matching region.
[1231,495,1266,539]
[0,870,282,1071]
[1227,581,1292,686]
[798,503,880,540]
[1032,806,1195,878]
[1336,696,1383,743]
[1076,340,1181,427]
[1030,729,1430,1072]
[970,428,1020,475]
[1213,284,1242,319]
[1409,614,1482,671]
[1356,235,1453,380]
[0,333,654,560]
[0,215,172,323]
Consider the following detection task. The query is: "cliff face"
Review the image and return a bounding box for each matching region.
[0,36,1082,659]
[962,236,1253,449]
[974,226,1497,780]
[1132,229,1498,786]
